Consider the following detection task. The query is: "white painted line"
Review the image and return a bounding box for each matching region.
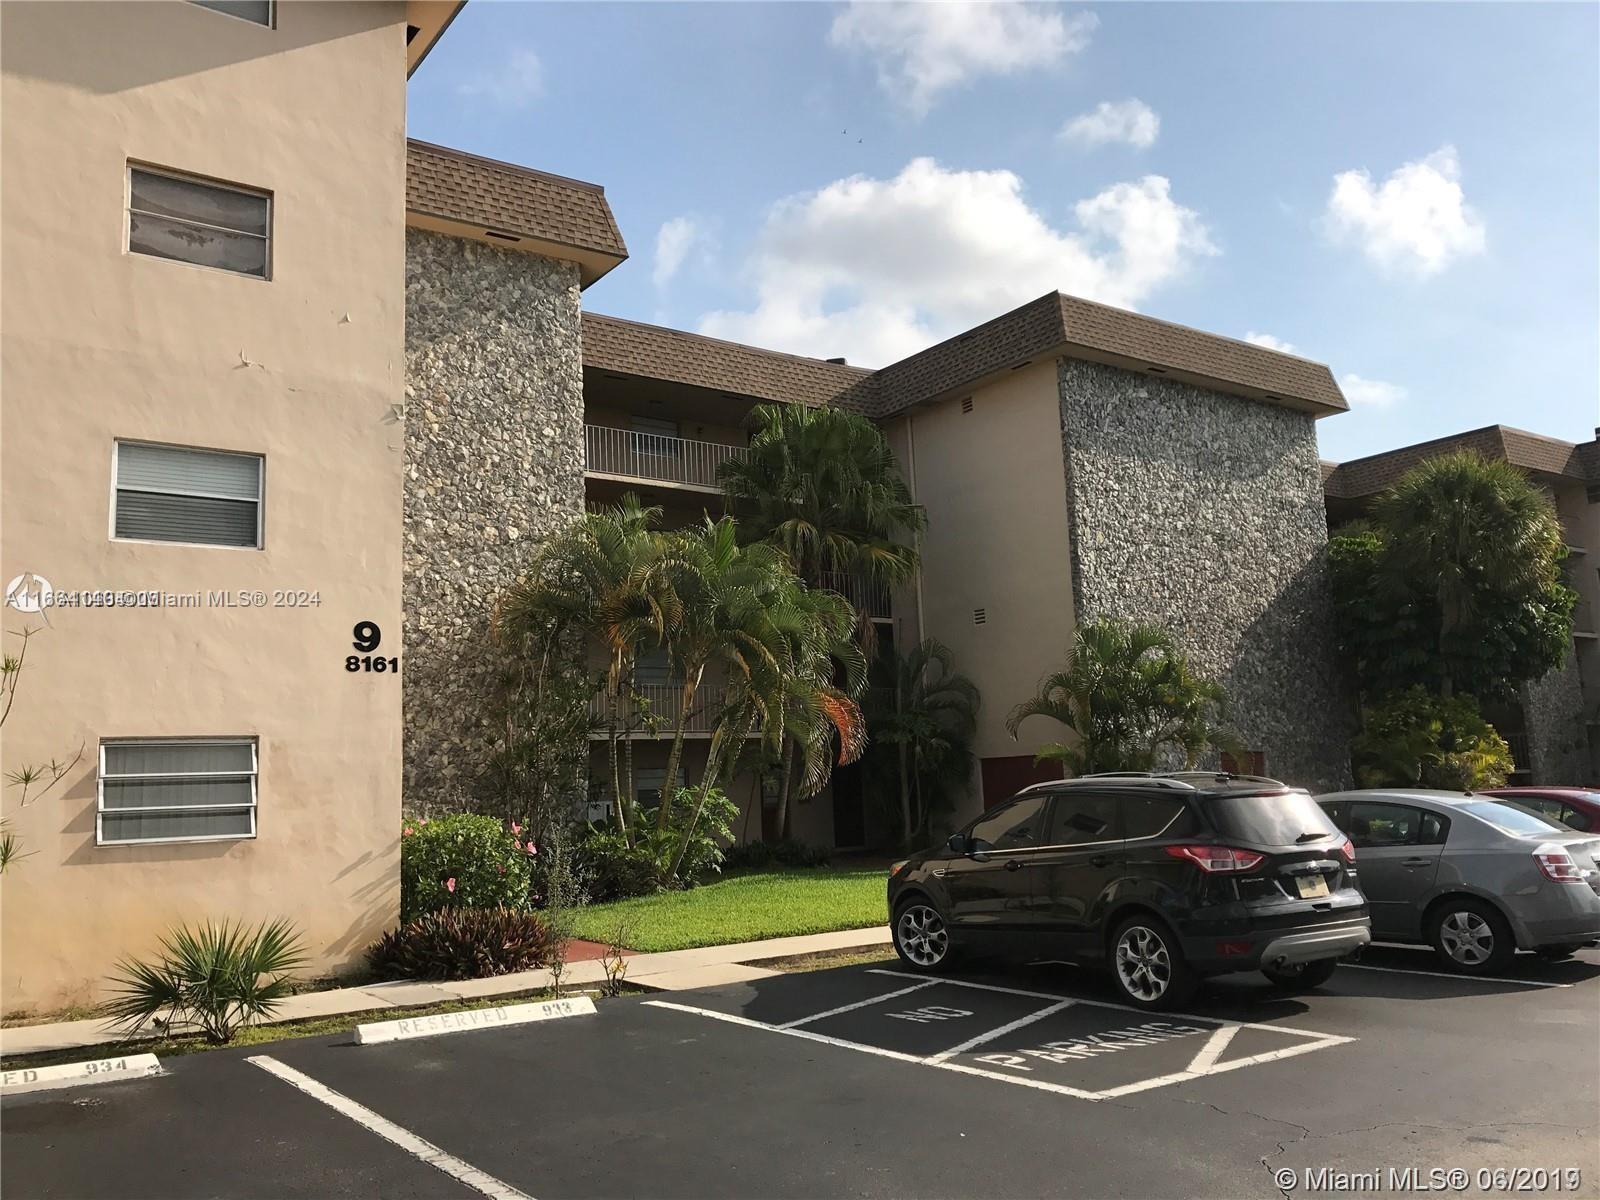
[1184,1024,1241,1075]
[927,999,1075,1064]
[1342,963,1573,989]
[1092,1035,1354,1099]
[2,1053,162,1096]
[355,997,595,1045]
[247,1056,532,1200]
[864,969,1339,1039]
[644,1000,1102,1100]
[780,979,940,1028]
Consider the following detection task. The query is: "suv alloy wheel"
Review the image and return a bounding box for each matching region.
[893,900,953,972]
[1109,915,1196,1010]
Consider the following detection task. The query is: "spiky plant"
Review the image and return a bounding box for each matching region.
[102,919,306,1044]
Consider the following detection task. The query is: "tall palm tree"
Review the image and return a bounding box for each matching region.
[719,403,925,619]
[865,639,980,847]
[1374,450,1568,698]
[495,496,677,842]
[1005,618,1231,776]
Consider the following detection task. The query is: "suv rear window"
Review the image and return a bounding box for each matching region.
[1203,790,1339,846]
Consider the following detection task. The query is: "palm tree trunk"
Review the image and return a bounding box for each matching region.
[896,741,913,850]
[667,720,739,882]
[658,669,702,831]
[776,739,797,841]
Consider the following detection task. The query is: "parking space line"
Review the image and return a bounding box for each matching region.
[864,969,1340,1039]
[247,1056,533,1200]
[1093,1034,1354,1099]
[643,1000,1102,1100]
[926,999,1075,1064]
[779,979,941,1028]
[1343,963,1573,988]
[1183,1025,1241,1074]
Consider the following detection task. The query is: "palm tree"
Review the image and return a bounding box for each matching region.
[661,527,866,878]
[719,403,925,621]
[1374,450,1568,698]
[865,639,980,847]
[495,496,677,842]
[1005,618,1232,776]
[719,404,920,837]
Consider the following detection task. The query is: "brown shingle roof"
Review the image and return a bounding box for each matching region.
[406,140,627,283]
[1323,425,1590,500]
[581,313,878,413]
[871,292,1347,417]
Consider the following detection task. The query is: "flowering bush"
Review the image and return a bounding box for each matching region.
[400,814,535,921]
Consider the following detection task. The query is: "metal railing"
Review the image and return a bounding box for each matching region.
[587,684,714,737]
[584,425,747,491]
[818,570,892,618]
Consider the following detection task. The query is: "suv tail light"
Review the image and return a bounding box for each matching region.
[1534,843,1584,883]
[1165,844,1265,873]
[1336,836,1356,864]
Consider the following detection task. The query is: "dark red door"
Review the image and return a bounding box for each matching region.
[979,755,1063,810]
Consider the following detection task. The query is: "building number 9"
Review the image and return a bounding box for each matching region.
[347,621,398,674]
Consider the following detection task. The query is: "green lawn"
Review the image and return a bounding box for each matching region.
[568,868,889,952]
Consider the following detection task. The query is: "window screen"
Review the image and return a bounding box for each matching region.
[115,442,262,547]
[128,167,271,277]
[98,740,257,845]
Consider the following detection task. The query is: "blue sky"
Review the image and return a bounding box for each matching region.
[408,2,1600,462]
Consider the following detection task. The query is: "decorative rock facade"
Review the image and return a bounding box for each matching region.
[402,229,586,808]
[1058,358,1352,792]
[1522,654,1590,784]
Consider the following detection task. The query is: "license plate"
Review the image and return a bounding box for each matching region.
[1295,874,1330,899]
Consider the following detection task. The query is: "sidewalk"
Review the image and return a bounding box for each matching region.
[0,925,892,1058]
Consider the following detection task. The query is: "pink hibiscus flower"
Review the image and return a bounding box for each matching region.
[445,877,456,894]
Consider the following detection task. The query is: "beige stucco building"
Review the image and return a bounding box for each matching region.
[0,0,460,1013]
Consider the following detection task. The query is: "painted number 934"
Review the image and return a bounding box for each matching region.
[346,621,400,675]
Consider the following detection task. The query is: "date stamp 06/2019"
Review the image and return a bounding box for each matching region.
[1274,1167,1585,1194]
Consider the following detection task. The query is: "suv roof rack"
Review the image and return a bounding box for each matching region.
[1015,770,1293,796]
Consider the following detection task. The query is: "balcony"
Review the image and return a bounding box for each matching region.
[588,684,715,739]
[818,570,892,619]
[585,425,747,493]
[1504,731,1532,774]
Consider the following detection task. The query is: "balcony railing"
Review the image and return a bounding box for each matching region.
[818,570,892,619]
[584,425,747,492]
[1504,731,1532,772]
[588,684,714,738]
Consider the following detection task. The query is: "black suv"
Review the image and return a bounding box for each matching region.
[887,772,1371,1009]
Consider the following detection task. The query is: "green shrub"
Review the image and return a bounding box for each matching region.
[1352,688,1515,790]
[572,828,660,903]
[366,907,557,981]
[102,919,305,1044]
[722,838,832,871]
[401,814,534,922]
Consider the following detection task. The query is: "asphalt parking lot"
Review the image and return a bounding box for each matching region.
[4,944,1598,1200]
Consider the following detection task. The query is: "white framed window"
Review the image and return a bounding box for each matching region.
[98,739,258,846]
[630,416,681,459]
[113,441,264,549]
[127,165,271,278]
[190,0,274,25]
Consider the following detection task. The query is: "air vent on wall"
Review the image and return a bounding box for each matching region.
[960,397,974,414]
[972,607,987,625]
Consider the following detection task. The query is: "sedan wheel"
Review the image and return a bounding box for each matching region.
[894,903,951,972]
[1428,899,1514,974]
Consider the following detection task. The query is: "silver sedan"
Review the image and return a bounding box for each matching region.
[1315,789,1600,973]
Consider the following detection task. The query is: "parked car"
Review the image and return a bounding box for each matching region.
[1481,787,1600,834]
[887,772,1370,1010]
[1316,790,1600,973]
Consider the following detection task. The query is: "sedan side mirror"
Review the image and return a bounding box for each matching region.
[946,833,969,855]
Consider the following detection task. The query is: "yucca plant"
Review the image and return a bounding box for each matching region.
[102,919,306,1044]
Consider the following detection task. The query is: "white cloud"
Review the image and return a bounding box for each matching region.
[1324,146,1486,277]
[697,157,1216,367]
[829,2,1097,116]
[653,217,704,290]
[1340,373,1407,408]
[1244,331,1299,355]
[457,48,544,108]
[1060,99,1160,150]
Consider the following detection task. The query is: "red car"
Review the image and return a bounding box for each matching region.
[1482,788,1600,834]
